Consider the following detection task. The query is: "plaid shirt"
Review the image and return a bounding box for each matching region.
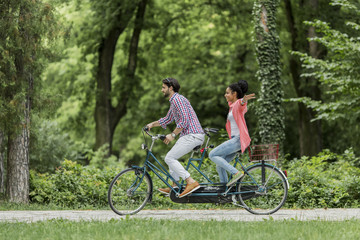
[158,93,204,137]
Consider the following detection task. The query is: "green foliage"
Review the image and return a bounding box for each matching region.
[0,0,60,134]
[253,0,285,146]
[29,159,125,207]
[284,148,360,208]
[290,0,360,122]
[30,119,82,173]
[29,148,360,209]
[41,0,259,161]
[87,144,118,169]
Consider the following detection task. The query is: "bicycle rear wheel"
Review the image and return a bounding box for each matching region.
[108,168,152,215]
[237,164,288,215]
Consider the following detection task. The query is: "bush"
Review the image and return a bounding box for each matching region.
[29,149,360,209]
[29,159,124,208]
[283,148,360,208]
[29,153,221,209]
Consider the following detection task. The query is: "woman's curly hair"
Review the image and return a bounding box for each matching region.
[228,80,248,99]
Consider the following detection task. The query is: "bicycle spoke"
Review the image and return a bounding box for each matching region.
[238,164,287,215]
[108,168,152,215]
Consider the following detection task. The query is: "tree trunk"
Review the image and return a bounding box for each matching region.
[6,86,31,204]
[94,3,138,152]
[284,0,322,156]
[254,0,285,146]
[95,0,147,153]
[6,94,31,203]
[94,27,121,151]
[111,0,148,135]
[6,122,30,203]
[5,8,32,202]
[0,131,5,194]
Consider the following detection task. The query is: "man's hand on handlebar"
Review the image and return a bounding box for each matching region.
[163,134,175,145]
[146,121,161,131]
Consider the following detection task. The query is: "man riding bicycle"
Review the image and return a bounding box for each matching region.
[146,77,205,198]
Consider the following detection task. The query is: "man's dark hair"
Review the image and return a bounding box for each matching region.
[162,78,180,92]
[228,79,248,99]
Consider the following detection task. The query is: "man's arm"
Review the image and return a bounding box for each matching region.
[147,107,174,131]
[163,127,183,145]
[146,121,160,130]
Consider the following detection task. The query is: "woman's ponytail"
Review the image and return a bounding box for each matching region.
[238,80,248,96]
[229,79,248,99]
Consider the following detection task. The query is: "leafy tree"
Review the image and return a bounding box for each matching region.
[43,0,259,165]
[0,0,59,202]
[291,0,360,154]
[114,0,260,164]
[69,0,148,154]
[283,0,344,156]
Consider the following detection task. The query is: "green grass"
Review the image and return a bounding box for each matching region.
[0,201,109,211]
[0,195,256,211]
[0,218,359,240]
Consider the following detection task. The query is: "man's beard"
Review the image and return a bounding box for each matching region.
[163,90,170,98]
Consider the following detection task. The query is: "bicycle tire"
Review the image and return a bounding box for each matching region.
[108,168,152,215]
[237,164,288,215]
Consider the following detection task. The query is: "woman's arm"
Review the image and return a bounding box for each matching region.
[241,93,256,105]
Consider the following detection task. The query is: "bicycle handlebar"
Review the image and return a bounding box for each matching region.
[204,127,219,137]
[143,126,218,139]
[143,126,166,141]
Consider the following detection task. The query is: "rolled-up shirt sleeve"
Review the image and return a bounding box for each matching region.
[172,97,190,129]
[230,100,247,114]
[237,99,248,114]
[158,108,174,129]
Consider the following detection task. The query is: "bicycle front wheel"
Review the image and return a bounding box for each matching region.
[237,164,288,215]
[108,168,152,215]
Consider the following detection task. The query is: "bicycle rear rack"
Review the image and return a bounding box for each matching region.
[247,144,279,163]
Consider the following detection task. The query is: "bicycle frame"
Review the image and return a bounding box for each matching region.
[134,129,289,199]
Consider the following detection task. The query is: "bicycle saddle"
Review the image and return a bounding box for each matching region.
[193,145,201,151]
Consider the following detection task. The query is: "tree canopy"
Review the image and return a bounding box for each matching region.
[1,0,360,180]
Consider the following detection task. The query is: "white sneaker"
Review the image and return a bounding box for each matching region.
[226,171,244,186]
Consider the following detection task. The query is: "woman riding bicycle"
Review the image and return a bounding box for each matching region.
[209,80,255,186]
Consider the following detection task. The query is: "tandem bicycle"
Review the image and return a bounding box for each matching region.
[108,127,289,215]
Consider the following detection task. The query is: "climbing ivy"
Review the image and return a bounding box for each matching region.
[253,0,285,146]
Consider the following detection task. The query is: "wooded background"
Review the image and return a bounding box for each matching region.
[1,0,360,203]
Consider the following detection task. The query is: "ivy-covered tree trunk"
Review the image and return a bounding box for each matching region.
[253,0,285,145]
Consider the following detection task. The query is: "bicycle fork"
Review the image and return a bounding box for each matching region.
[131,166,154,203]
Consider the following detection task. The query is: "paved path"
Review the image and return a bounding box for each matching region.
[1,209,360,222]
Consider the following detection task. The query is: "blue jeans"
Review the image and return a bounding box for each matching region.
[209,136,241,183]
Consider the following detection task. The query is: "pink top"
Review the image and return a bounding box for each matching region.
[225,99,251,153]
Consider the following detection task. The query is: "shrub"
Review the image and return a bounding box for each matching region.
[30,159,124,208]
[283,148,360,208]
[29,149,360,209]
